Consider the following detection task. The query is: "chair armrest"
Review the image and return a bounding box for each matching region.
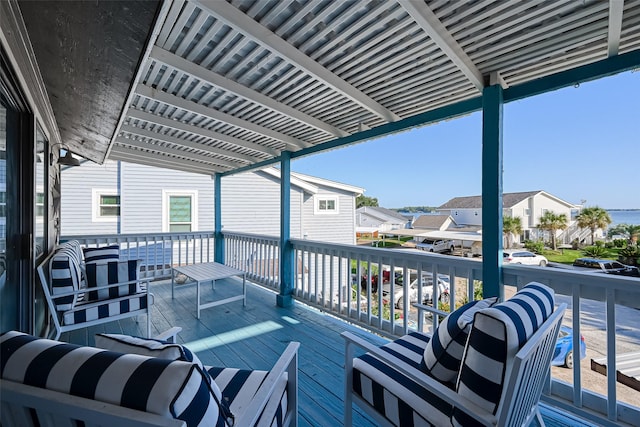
[341,331,498,427]
[414,302,448,318]
[233,342,299,427]
[153,327,183,343]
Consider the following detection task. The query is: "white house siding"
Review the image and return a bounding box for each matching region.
[220,171,302,238]
[120,162,214,234]
[448,209,481,226]
[61,161,119,235]
[300,188,356,303]
[302,189,357,245]
[61,161,214,235]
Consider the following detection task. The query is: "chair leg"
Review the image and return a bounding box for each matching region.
[147,312,151,338]
[533,407,545,427]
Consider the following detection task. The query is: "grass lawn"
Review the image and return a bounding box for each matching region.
[543,248,621,265]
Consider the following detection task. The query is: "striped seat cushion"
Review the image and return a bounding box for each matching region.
[49,246,83,311]
[0,331,219,427]
[85,259,141,301]
[352,332,453,426]
[453,282,555,426]
[423,297,498,385]
[208,366,288,427]
[83,244,120,264]
[62,292,150,326]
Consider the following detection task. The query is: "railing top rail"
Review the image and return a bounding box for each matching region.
[222,231,279,241]
[62,231,215,241]
[503,264,640,308]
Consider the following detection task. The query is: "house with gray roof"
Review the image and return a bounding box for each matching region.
[437,190,585,244]
[412,214,456,231]
[356,206,411,234]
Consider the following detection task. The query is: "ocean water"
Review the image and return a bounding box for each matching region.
[607,210,640,227]
[403,210,640,227]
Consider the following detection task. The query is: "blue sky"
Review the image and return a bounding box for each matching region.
[291,71,639,210]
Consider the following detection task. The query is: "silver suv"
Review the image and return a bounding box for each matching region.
[416,239,455,253]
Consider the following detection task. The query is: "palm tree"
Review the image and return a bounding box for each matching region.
[503,216,522,249]
[537,211,568,250]
[576,206,612,245]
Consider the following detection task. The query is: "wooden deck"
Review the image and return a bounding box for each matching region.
[63,277,600,427]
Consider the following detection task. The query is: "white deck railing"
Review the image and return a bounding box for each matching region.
[222,231,640,426]
[63,231,640,425]
[62,231,215,279]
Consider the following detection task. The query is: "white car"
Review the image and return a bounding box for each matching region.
[503,251,548,266]
[382,274,450,309]
[416,239,455,253]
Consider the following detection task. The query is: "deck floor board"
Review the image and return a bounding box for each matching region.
[62,277,597,427]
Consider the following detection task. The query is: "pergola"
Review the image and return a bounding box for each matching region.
[8,0,640,303]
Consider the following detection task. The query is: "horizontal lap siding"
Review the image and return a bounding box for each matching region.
[221,171,302,238]
[61,161,119,235]
[121,162,214,233]
[303,189,356,245]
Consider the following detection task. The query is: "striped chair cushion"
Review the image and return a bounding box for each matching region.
[453,282,555,426]
[62,293,150,326]
[83,244,120,264]
[423,297,498,385]
[352,332,453,426]
[94,333,207,377]
[208,366,288,427]
[85,259,141,301]
[59,240,84,266]
[0,331,219,427]
[49,246,83,311]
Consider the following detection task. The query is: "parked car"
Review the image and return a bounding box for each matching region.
[381,273,450,309]
[503,250,548,266]
[416,239,455,253]
[552,326,587,369]
[359,269,402,294]
[572,258,640,277]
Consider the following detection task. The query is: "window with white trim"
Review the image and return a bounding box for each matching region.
[314,196,338,215]
[92,189,120,222]
[162,190,198,232]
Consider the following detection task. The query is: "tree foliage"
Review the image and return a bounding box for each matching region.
[608,223,640,245]
[393,206,438,213]
[576,206,612,245]
[537,211,568,250]
[502,216,522,249]
[356,195,379,208]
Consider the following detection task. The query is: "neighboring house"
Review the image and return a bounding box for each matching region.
[437,190,585,244]
[412,214,456,231]
[61,161,363,245]
[356,206,411,234]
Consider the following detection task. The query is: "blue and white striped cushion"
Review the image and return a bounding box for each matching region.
[0,331,219,427]
[49,246,83,311]
[352,332,453,426]
[83,244,120,264]
[423,297,498,385]
[62,293,150,325]
[453,282,555,426]
[85,259,141,301]
[59,240,84,266]
[94,334,207,376]
[207,366,288,427]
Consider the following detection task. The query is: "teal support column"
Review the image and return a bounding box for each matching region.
[482,82,504,300]
[214,173,224,264]
[277,152,294,307]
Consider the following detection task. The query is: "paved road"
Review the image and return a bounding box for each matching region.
[552,293,640,407]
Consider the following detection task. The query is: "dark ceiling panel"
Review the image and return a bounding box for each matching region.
[18,0,160,163]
